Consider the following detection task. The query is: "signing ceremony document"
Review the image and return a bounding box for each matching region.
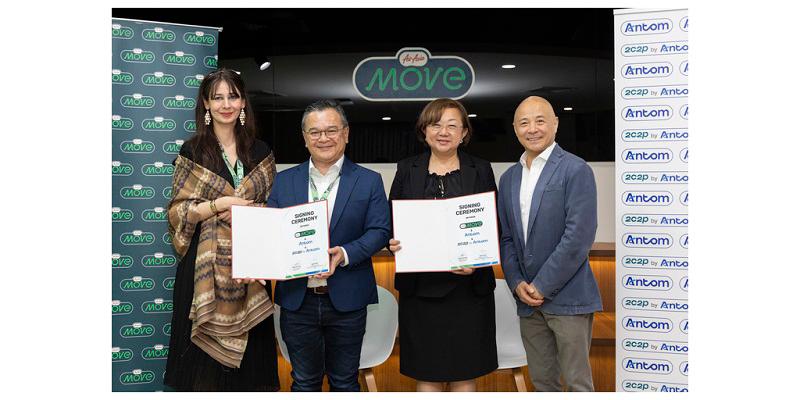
[231,200,330,280]
[392,191,500,273]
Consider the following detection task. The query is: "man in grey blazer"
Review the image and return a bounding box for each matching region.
[497,96,602,391]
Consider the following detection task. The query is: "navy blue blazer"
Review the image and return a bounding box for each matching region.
[498,144,603,316]
[267,157,391,312]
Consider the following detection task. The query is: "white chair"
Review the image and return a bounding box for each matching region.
[273,285,399,392]
[494,279,529,391]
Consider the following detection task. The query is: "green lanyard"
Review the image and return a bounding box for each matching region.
[310,173,340,201]
[220,147,244,189]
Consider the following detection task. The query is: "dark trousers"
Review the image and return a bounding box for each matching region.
[280,292,367,391]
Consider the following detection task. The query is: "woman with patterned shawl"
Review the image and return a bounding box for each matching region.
[164,68,279,391]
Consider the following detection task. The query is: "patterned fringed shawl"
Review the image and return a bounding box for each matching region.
[167,153,276,368]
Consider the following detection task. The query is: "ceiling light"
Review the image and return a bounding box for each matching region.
[563,107,573,111]
[468,114,477,118]
[382,117,391,121]
[259,61,271,71]
[501,64,516,69]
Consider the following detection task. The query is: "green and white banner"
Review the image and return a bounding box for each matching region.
[112,18,219,391]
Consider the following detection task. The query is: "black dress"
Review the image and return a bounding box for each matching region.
[163,139,280,391]
[397,169,498,382]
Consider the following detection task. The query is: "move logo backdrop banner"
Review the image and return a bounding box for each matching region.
[112,18,220,391]
[614,9,688,393]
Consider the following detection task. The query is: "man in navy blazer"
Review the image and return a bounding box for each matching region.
[498,96,602,392]
[267,100,391,391]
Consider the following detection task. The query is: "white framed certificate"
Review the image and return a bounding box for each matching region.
[231,200,330,280]
[392,191,500,273]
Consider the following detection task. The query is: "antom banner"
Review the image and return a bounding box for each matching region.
[112,18,220,391]
[614,9,689,393]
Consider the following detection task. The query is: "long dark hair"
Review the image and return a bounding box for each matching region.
[186,68,257,171]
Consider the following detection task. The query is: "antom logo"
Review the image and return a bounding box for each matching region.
[111,207,133,222]
[112,115,133,130]
[119,369,156,385]
[680,361,688,376]
[119,322,155,338]
[680,104,689,120]
[184,31,216,46]
[119,230,156,245]
[679,148,689,163]
[141,207,167,222]
[163,51,196,66]
[163,140,185,154]
[141,344,169,360]
[622,148,672,163]
[622,233,673,249]
[112,347,133,362]
[142,116,177,132]
[623,357,673,375]
[622,191,673,206]
[622,316,673,333]
[184,74,204,88]
[142,252,177,268]
[111,253,134,269]
[622,128,688,142]
[679,276,688,292]
[680,234,689,249]
[621,255,688,269]
[120,276,155,292]
[680,319,688,334]
[163,277,175,290]
[204,55,218,69]
[141,298,174,314]
[621,62,672,79]
[680,191,688,206]
[680,16,689,32]
[680,60,689,76]
[163,95,196,110]
[120,93,155,109]
[621,18,672,35]
[120,184,155,200]
[622,274,673,290]
[111,161,133,177]
[112,300,133,315]
[184,120,196,132]
[111,24,134,39]
[112,69,133,85]
[142,71,176,87]
[142,27,176,42]
[142,162,174,176]
[120,48,155,63]
[120,139,155,154]
[622,105,673,121]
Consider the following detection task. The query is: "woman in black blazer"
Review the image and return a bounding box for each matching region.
[388,98,498,391]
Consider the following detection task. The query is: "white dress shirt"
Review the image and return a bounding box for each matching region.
[519,141,557,245]
[307,156,349,288]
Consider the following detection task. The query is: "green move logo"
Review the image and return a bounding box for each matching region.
[142,71,176,87]
[141,345,169,360]
[354,47,474,101]
[120,277,156,292]
[120,139,155,154]
[163,232,173,244]
[163,140,184,154]
[184,31,216,46]
[111,207,133,222]
[163,95,196,110]
[111,24,134,39]
[163,186,173,199]
[204,55,218,69]
[112,115,133,130]
[184,74,204,88]
[163,277,175,290]
[184,120,196,132]
[111,162,133,177]
[112,347,133,362]
[142,252,177,268]
[120,185,155,200]
[112,254,133,269]
[120,48,155,63]
[163,51,196,66]
[112,69,133,85]
[142,27,176,42]
[120,230,156,245]
[142,207,168,222]
[120,93,155,108]
[112,300,133,315]
[163,323,172,335]
[119,322,155,338]
[142,117,177,131]
[119,369,156,385]
[142,298,174,314]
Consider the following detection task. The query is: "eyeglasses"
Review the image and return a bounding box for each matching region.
[305,126,343,139]
[428,123,463,134]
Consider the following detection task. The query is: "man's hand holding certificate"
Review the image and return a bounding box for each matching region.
[231,201,331,280]
[392,191,500,273]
